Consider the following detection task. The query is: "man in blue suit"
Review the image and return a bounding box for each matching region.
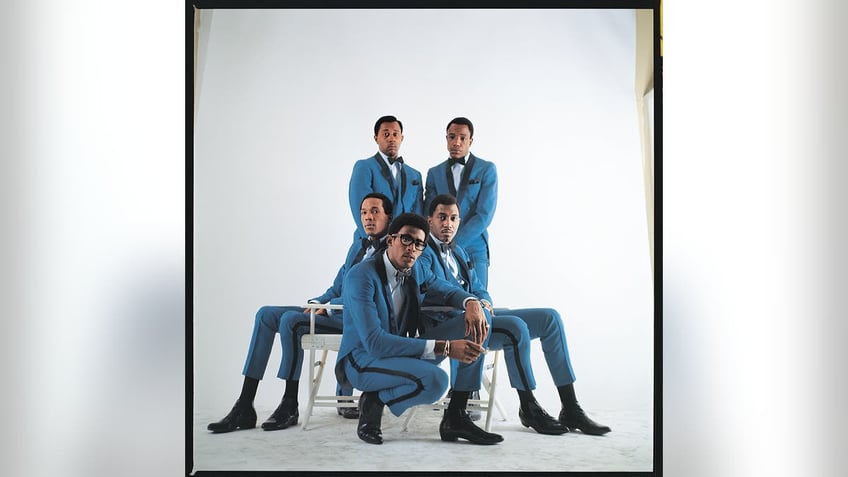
[335,213,503,445]
[348,115,424,241]
[207,193,394,433]
[424,117,497,289]
[418,194,611,436]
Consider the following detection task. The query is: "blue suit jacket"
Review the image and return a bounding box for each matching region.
[334,250,474,387]
[416,237,493,323]
[310,237,386,306]
[424,153,497,259]
[349,153,424,239]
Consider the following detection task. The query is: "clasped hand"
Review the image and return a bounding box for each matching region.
[463,299,489,344]
[448,339,486,364]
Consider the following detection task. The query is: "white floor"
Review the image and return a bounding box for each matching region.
[191,402,653,473]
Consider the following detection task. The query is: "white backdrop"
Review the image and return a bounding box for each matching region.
[193,9,653,417]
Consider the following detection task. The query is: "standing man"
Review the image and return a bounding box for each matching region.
[206,193,393,433]
[335,213,503,445]
[349,115,424,241]
[425,117,497,288]
[418,194,611,436]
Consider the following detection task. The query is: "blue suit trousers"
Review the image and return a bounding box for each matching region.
[448,307,577,391]
[242,305,351,395]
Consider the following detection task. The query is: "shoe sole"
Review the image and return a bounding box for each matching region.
[261,418,298,431]
[208,423,256,433]
[440,433,502,445]
[520,418,569,435]
[565,427,610,436]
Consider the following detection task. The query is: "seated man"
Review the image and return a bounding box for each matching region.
[207,193,393,433]
[335,213,503,445]
[417,194,611,436]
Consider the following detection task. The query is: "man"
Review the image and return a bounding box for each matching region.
[424,117,497,288]
[207,193,393,433]
[335,213,503,445]
[417,194,611,436]
[349,115,424,241]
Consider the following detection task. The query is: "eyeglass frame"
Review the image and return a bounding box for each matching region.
[391,233,427,251]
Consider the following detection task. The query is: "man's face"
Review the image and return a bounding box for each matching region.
[386,225,426,270]
[446,123,473,159]
[428,203,461,244]
[374,121,403,158]
[360,198,391,239]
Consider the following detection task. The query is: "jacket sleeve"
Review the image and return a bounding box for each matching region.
[348,160,371,238]
[411,169,425,216]
[415,263,475,310]
[424,166,437,216]
[467,262,493,305]
[310,264,346,304]
[310,241,360,304]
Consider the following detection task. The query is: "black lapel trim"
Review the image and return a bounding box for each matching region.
[445,160,457,197]
[374,250,397,334]
[457,154,476,201]
[373,154,398,202]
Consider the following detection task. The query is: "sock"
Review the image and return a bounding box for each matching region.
[237,376,260,408]
[283,380,299,401]
[447,390,469,415]
[517,389,535,409]
[557,383,577,408]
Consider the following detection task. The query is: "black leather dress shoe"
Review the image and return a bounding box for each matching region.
[357,391,384,445]
[439,409,503,445]
[519,400,569,435]
[559,403,611,435]
[207,400,257,433]
[337,400,360,419]
[261,397,298,431]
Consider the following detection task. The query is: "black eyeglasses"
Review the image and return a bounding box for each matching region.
[392,233,426,251]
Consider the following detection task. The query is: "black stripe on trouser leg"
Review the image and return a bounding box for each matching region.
[346,354,425,407]
[287,319,342,379]
[492,327,531,390]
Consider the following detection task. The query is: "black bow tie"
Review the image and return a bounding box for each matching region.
[448,156,466,166]
[439,241,455,253]
[388,156,403,165]
[362,238,374,249]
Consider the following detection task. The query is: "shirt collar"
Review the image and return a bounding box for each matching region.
[429,233,447,251]
[382,251,407,283]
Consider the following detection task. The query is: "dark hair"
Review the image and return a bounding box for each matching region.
[387,213,429,237]
[446,117,474,138]
[427,193,458,217]
[374,115,403,135]
[361,192,393,216]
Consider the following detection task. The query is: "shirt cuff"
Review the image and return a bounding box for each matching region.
[462,297,480,309]
[421,340,437,359]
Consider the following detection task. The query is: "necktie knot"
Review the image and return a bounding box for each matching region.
[388,155,403,165]
[448,156,466,166]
